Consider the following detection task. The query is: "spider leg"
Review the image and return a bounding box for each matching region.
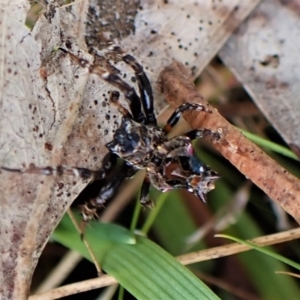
[101,151,118,173]
[102,73,146,123]
[1,150,118,182]
[122,54,157,125]
[147,170,202,200]
[165,178,209,203]
[109,90,133,119]
[1,165,105,180]
[168,129,220,159]
[163,103,211,134]
[140,176,151,206]
[148,166,211,203]
[165,179,189,190]
[168,156,219,203]
[98,161,136,208]
[81,162,136,221]
[59,47,146,124]
[184,128,221,141]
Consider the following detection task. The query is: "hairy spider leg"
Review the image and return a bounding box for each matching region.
[106,45,156,125]
[109,90,133,119]
[165,179,189,189]
[59,47,146,124]
[166,178,210,202]
[140,176,151,206]
[1,165,105,180]
[101,151,118,173]
[82,161,135,221]
[102,73,146,124]
[184,128,220,141]
[122,54,157,125]
[1,151,120,225]
[163,103,211,134]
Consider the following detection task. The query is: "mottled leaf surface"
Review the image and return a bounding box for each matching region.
[0,1,260,299]
[220,0,300,153]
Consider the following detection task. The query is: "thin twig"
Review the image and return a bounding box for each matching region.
[67,209,102,274]
[29,275,117,300]
[195,271,261,300]
[159,61,300,224]
[177,227,300,265]
[33,251,82,294]
[29,227,300,300]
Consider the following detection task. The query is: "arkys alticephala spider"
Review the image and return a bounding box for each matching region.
[1,43,220,222]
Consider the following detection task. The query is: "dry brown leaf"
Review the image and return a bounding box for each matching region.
[219,0,300,154]
[0,1,260,298]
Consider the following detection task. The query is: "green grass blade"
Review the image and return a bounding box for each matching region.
[239,128,298,160]
[217,234,300,271]
[53,214,220,300]
[104,236,220,300]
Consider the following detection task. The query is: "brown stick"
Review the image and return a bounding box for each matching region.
[159,61,300,224]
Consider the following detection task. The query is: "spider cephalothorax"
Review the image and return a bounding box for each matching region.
[1,43,220,221]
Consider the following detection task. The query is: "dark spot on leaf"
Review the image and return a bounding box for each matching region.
[57,182,64,189]
[44,142,53,151]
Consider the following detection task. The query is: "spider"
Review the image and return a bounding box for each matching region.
[1,43,220,222]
